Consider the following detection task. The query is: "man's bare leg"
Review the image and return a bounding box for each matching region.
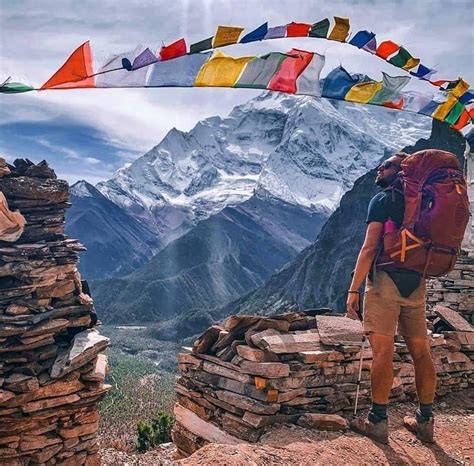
[369,333,395,404]
[404,336,436,403]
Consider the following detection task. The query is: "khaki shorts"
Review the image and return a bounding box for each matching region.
[363,269,427,338]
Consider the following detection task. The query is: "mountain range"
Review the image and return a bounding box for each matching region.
[65,91,433,325]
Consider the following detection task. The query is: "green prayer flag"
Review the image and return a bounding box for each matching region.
[388,47,412,68]
[309,19,330,38]
[0,82,35,93]
[190,37,213,54]
[444,101,465,125]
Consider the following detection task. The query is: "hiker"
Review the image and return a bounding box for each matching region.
[346,151,437,444]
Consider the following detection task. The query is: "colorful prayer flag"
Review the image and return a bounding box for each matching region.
[362,36,377,54]
[41,41,94,90]
[369,73,410,105]
[264,25,286,39]
[286,22,311,37]
[328,17,350,42]
[194,51,254,87]
[0,82,35,93]
[132,48,158,70]
[388,47,417,69]
[147,52,212,87]
[322,66,364,100]
[410,64,436,79]
[349,30,375,48]
[453,110,471,130]
[432,94,458,120]
[346,81,384,104]
[235,52,287,89]
[239,23,268,43]
[309,18,330,38]
[376,40,400,59]
[444,101,466,125]
[213,26,245,47]
[459,90,474,105]
[160,38,187,61]
[295,52,325,95]
[190,37,213,54]
[268,49,313,94]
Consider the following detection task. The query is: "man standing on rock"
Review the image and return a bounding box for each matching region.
[346,152,436,444]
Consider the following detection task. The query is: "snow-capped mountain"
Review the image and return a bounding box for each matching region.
[97,92,431,240]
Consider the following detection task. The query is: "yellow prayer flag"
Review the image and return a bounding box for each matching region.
[194,51,254,87]
[451,78,470,98]
[328,17,350,42]
[402,57,420,71]
[345,82,384,104]
[432,94,458,120]
[213,26,245,48]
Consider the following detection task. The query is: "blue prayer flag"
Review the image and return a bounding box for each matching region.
[349,30,375,48]
[459,90,474,105]
[240,23,268,43]
[322,66,361,100]
[410,64,436,78]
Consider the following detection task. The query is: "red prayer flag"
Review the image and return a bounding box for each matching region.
[268,49,313,94]
[160,38,187,61]
[286,22,311,37]
[453,110,470,130]
[430,79,452,87]
[376,40,400,59]
[41,41,94,90]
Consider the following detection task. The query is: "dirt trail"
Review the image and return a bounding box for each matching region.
[101,391,473,465]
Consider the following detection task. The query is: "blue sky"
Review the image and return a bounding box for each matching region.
[0,0,472,184]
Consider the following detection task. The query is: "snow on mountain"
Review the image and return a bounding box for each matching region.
[97,92,430,236]
[70,180,94,198]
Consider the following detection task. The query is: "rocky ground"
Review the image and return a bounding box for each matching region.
[99,390,473,465]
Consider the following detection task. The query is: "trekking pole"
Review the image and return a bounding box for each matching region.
[353,289,367,417]
[354,332,368,416]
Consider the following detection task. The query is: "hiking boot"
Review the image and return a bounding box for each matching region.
[403,415,434,443]
[350,417,388,444]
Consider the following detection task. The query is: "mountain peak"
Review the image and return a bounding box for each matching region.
[71,180,98,198]
[96,91,430,240]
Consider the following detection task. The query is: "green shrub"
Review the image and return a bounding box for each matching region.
[137,411,174,452]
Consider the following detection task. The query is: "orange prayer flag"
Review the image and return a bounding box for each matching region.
[383,97,404,110]
[376,40,400,59]
[452,110,470,130]
[41,41,95,90]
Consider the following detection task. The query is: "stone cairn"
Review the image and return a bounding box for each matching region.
[427,252,474,324]
[0,159,110,465]
[173,308,474,457]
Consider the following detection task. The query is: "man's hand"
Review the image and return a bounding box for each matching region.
[346,293,360,320]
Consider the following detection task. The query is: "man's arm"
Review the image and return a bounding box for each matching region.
[346,221,384,319]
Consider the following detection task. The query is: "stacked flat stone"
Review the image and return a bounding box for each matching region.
[173,311,474,457]
[0,159,110,465]
[427,253,474,324]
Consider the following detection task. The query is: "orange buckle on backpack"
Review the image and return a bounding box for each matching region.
[389,228,425,262]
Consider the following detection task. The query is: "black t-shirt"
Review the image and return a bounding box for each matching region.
[366,189,422,298]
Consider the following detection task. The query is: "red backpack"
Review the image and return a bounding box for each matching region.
[377,149,470,277]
